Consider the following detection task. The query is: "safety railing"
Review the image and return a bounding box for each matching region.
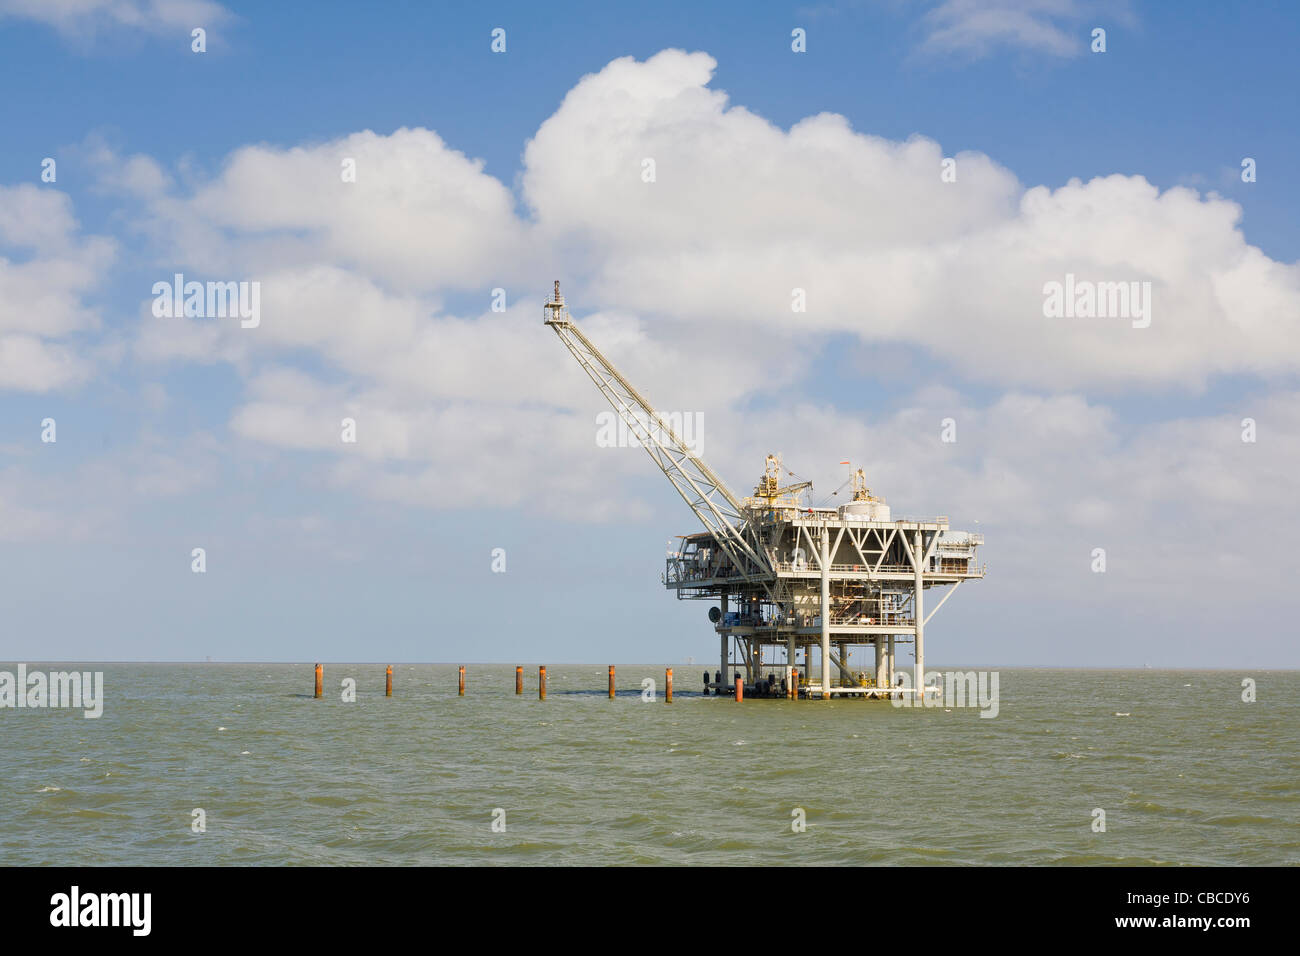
[828,615,914,626]
[770,561,917,574]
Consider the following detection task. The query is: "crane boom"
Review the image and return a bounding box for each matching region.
[543,282,771,578]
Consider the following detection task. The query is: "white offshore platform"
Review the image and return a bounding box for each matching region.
[545,282,985,700]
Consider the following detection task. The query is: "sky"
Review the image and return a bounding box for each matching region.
[0,0,1297,666]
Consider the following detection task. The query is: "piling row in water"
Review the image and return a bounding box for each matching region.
[311,664,805,701]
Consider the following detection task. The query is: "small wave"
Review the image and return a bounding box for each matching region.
[1201,814,1278,826]
[70,809,130,821]
[37,786,60,793]
[1114,712,1131,717]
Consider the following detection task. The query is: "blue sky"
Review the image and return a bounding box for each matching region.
[1,0,1297,666]
[5,1,1296,257]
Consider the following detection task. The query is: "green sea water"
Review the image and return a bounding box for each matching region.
[2,664,1296,866]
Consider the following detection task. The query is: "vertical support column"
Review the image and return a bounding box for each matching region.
[515,666,523,695]
[820,528,831,699]
[719,633,727,696]
[838,643,854,685]
[608,665,615,699]
[458,665,466,697]
[888,635,896,688]
[719,589,729,695]
[874,639,885,690]
[385,665,392,697]
[538,666,547,700]
[914,528,925,704]
[786,632,796,700]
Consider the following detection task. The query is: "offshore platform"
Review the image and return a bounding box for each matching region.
[545,283,985,700]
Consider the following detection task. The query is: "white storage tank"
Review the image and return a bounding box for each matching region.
[838,498,890,521]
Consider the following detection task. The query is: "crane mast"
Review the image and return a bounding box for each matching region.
[543,282,770,579]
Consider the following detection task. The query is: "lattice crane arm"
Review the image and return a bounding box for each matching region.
[543,282,771,577]
[770,481,813,497]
